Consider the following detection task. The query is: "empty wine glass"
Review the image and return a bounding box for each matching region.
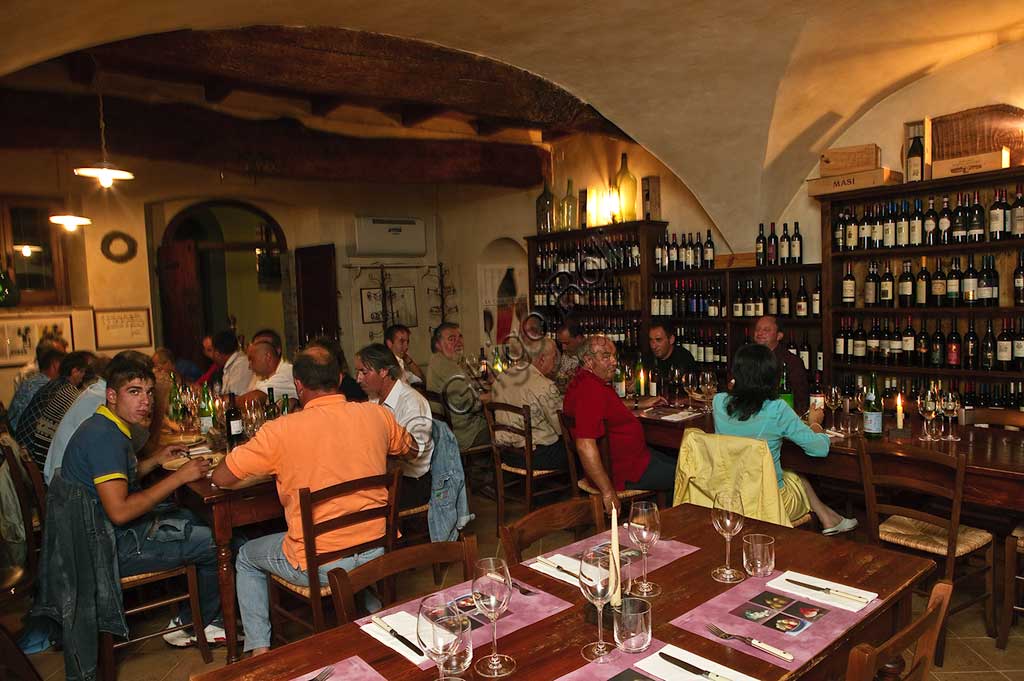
[416,593,466,681]
[472,558,516,677]
[917,386,939,442]
[711,491,745,583]
[825,386,843,432]
[578,545,620,664]
[941,390,961,442]
[699,370,718,413]
[628,501,661,597]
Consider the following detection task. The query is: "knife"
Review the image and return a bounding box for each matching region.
[535,555,580,581]
[785,578,871,604]
[371,616,423,657]
[659,651,734,681]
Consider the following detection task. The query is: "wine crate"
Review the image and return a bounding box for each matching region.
[819,144,881,177]
[931,104,1024,166]
[807,167,903,197]
[641,176,661,221]
[932,147,1011,180]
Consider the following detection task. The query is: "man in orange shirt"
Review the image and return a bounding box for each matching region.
[211,346,414,656]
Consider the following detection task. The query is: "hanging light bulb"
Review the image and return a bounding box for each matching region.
[74,67,134,189]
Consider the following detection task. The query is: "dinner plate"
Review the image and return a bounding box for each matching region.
[162,432,205,446]
[162,452,225,471]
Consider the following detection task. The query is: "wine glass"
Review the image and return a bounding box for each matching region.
[848,387,865,436]
[917,386,938,442]
[825,386,843,432]
[416,593,466,681]
[941,390,961,442]
[471,558,516,677]
[711,491,745,583]
[624,365,636,403]
[699,370,718,414]
[628,501,661,597]
[578,546,620,664]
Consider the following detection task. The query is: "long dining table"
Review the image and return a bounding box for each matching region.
[191,503,932,681]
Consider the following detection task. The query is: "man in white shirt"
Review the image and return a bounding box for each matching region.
[210,330,253,396]
[355,343,434,509]
[384,324,424,385]
[240,336,295,407]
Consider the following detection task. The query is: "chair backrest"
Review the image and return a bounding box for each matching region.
[423,389,453,428]
[499,496,606,564]
[557,411,608,490]
[297,467,400,594]
[846,580,953,681]
[673,428,792,527]
[484,401,534,467]
[0,443,38,584]
[959,407,1024,431]
[857,439,965,578]
[328,533,478,624]
[0,434,44,526]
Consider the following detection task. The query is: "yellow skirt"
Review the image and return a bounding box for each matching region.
[779,470,812,522]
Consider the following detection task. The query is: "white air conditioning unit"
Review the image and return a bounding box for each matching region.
[354,216,427,257]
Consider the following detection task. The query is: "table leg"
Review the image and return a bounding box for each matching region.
[212,503,241,664]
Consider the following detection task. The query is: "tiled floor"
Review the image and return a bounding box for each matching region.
[4,491,1022,680]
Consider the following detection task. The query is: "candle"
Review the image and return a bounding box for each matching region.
[638,369,646,397]
[896,394,904,430]
[610,504,621,607]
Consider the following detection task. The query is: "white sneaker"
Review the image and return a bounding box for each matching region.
[203,622,227,645]
[162,617,194,648]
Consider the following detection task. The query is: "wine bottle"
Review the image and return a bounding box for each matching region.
[997,317,1014,372]
[938,195,953,244]
[1015,318,1024,371]
[795,274,809,318]
[479,348,488,380]
[880,260,895,308]
[915,318,931,368]
[780,277,793,318]
[963,318,979,369]
[559,178,577,232]
[834,317,847,363]
[732,280,744,317]
[1012,185,1024,238]
[863,372,883,439]
[867,317,882,364]
[767,277,779,316]
[790,222,803,263]
[924,196,939,244]
[931,320,946,368]
[264,386,279,421]
[870,203,884,248]
[744,280,756,318]
[844,209,859,252]
[897,259,914,308]
[896,200,910,247]
[946,323,962,369]
[756,222,767,265]
[1014,249,1024,305]
[536,181,554,233]
[852,319,867,362]
[864,261,880,307]
[915,256,930,308]
[968,190,986,242]
[901,316,916,367]
[980,318,996,371]
[767,222,779,265]
[931,257,946,307]
[880,318,893,365]
[779,222,791,265]
[799,335,811,371]
[704,229,715,268]
[909,199,924,246]
[199,383,214,434]
[811,274,821,318]
[962,255,979,307]
[952,193,968,243]
[754,278,766,317]
[883,202,897,248]
[858,207,873,250]
[946,257,962,307]
[906,135,924,182]
[616,153,638,221]
[225,392,243,451]
[779,360,794,410]
[989,188,1005,242]
[842,262,856,307]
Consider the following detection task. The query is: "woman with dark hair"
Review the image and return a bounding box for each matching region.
[713,344,856,535]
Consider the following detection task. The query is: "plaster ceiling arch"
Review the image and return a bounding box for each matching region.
[5,1,1024,248]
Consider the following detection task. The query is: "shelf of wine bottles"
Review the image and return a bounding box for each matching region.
[652,229,717,272]
[753,221,807,266]
[834,372,1024,412]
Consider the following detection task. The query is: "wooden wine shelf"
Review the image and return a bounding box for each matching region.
[727,316,822,327]
[834,362,1023,381]
[652,269,724,279]
[528,220,669,243]
[829,238,1024,262]
[725,263,821,275]
[820,164,1024,203]
[833,306,1022,316]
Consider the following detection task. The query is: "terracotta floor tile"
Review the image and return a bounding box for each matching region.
[963,635,1024,671]
[932,672,1009,680]
[931,639,996,672]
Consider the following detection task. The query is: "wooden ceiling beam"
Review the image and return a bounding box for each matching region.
[203,81,234,103]
[381,103,445,128]
[0,88,549,188]
[63,53,95,86]
[310,95,346,118]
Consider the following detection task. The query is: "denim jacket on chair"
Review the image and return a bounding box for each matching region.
[427,418,474,541]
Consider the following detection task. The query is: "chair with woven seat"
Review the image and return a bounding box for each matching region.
[846,579,953,681]
[557,411,664,508]
[484,401,573,533]
[267,468,399,643]
[328,534,478,624]
[499,496,606,564]
[999,522,1024,648]
[858,439,994,665]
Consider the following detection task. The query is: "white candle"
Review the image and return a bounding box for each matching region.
[896,394,904,430]
[610,504,621,607]
[638,369,646,397]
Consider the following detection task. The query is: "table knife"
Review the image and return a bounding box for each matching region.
[659,651,733,681]
[371,616,423,656]
[535,555,579,580]
[785,578,871,603]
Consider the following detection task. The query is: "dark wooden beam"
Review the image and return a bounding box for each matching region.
[0,88,549,188]
[381,103,444,128]
[310,95,346,118]
[63,54,95,86]
[203,81,233,103]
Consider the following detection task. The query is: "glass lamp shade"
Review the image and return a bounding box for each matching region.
[49,214,92,232]
[74,161,134,188]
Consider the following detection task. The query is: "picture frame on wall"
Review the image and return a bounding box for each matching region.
[94,307,152,350]
[360,288,384,325]
[0,313,74,367]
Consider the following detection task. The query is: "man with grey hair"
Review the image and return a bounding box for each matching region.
[427,322,489,449]
[239,335,295,407]
[356,343,435,509]
[490,336,568,471]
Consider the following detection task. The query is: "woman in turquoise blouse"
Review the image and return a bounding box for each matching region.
[713,343,857,535]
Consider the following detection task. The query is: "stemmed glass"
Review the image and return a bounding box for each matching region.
[711,491,745,583]
[628,501,661,597]
[416,593,467,681]
[471,558,516,677]
[917,386,939,442]
[940,390,961,442]
[578,546,620,663]
[825,386,843,432]
[848,386,866,435]
[699,370,718,414]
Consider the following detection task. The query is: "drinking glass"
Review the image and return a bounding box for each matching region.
[699,370,718,414]
[628,501,662,597]
[917,387,938,442]
[624,365,635,403]
[578,546,620,663]
[941,391,961,442]
[471,558,516,677]
[711,491,745,583]
[848,387,865,436]
[742,534,775,578]
[825,386,843,432]
[441,613,473,676]
[417,593,467,681]
[613,597,652,653]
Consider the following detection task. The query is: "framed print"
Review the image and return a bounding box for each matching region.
[94,307,152,350]
[0,313,74,366]
[360,287,384,324]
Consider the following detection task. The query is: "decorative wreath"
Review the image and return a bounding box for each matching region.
[100,230,138,263]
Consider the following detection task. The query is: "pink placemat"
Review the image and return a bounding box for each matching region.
[554,640,668,680]
[671,574,883,670]
[285,656,385,681]
[356,578,572,670]
[540,525,699,573]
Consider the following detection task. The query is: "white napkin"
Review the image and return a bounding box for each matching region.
[187,444,213,456]
[825,429,844,439]
[768,570,877,612]
[661,410,701,422]
[634,643,758,681]
[358,610,428,665]
[527,553,580,586]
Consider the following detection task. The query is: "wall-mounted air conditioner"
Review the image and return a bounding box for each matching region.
[354,216,427,257]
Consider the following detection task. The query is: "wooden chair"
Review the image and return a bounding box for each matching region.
[425,388,491,495]
[0,436,45,548]
[557,411,664,508]
[846,580,953,681]
[328,534,478,624]
[1000,522,1024,648]
[0,443,38,602]
[267,468,400,642]
[0,621,42,681]
[499,496,606,564]
[484,402,573,533]
[857,440,995,665]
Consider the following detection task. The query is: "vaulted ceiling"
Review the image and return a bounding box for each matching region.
[4,0,1024,242]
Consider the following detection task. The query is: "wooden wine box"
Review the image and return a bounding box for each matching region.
[932,147,1010,179]
[806,167,903,197]
[819,144,881,176]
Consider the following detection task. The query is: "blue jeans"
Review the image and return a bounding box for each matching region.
[235,532,383,651]
[117,509,221,628]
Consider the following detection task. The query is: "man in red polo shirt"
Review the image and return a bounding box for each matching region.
[564,335,671,513]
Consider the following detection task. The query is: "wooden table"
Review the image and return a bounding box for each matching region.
[179,477,283,664]
[191,504,932,681]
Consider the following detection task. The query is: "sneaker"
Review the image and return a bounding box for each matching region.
[822,517,858,536]
[162,618,194,648]
[203,622,227,645]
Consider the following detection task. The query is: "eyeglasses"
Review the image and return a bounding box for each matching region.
[591,351,616,361]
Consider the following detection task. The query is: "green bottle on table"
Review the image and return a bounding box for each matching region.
[863,372,883,439]
[198,383,214,434]
[779,361,794,410]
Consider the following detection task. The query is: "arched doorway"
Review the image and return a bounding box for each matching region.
[157,200,287,366]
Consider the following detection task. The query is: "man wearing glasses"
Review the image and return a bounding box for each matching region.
[563,335,672,513]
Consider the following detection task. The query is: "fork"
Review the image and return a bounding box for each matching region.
[705,624,794,662]
[306,667,334,681]
[512,580,537,596]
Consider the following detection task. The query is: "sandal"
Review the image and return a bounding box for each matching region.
[822,517,858,536]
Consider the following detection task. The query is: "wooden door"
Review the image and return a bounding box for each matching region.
[294,244,339,343]
[157,239,205,365]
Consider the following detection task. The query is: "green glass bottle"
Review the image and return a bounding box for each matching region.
[559,178,577,231]
[863,372,883,439]
[615,153,638,222]
[535,180,554,234]
[168,372,183,422]
[779,361,794,410]
[198,383,214,434]
[279,394,291,415]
